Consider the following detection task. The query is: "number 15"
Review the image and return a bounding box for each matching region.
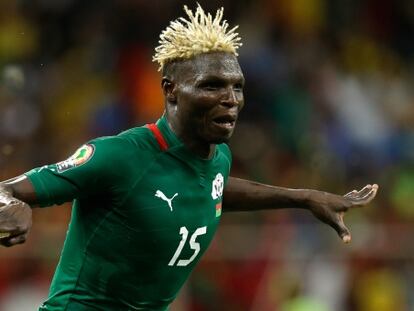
[168,226,207,267]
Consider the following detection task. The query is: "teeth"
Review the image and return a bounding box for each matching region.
[213,116,235,124]
[214,121,234,128]
[214,119,234,123]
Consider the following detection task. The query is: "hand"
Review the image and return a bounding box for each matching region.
[0,186,32,247]
[308,184,379,244]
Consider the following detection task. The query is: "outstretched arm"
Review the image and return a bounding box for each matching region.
[2,176,38,205]
[223,177,378,243]
[0,176,36,247]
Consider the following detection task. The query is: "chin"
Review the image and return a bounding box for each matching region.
[208,133,233,144]
[199,124,235,144]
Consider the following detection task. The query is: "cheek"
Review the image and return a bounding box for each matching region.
[176,94,205,128]
[235,90,244,104]
[238,100,245,112]
[180,89,216,115]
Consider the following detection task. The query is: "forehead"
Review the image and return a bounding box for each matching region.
[177,52,243,81]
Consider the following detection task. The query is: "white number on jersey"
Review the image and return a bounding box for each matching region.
[168,226,207,267]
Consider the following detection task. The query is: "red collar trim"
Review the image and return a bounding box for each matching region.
[147,123,169,151]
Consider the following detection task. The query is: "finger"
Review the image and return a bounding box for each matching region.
[9,234,27,245]
[0,232,11,239]
[0,227,29,247]
[0,237,14,247]
[344,190,358,197]
[332,214,352,244]
[357,184,374,197]
[345,184,379,206]
[0,224,28,236]
[351,185,379,206]
[350,184,373,199]
[343,185,371,199]
[1,234,27,247]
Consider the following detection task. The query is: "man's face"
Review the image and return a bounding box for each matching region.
[171,52,245,144]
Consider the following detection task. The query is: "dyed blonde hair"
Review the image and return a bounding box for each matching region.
[153,3,242,71]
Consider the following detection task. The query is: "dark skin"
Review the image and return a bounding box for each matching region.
[162,52,245,158]
[0,51,378,247]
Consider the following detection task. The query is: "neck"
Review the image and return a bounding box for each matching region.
[183,139,216,159]
[166,116,216,159]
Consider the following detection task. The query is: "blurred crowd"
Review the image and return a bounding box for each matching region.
[0,0,414,310]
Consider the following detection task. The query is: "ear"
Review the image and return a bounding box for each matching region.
[162,78,177,103]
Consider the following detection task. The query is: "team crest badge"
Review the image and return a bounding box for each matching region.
[57,144,95,173]
[211,173,224,200]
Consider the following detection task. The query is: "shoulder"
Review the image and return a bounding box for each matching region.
[89,125,159,155]
[117,125,163,152]
[85,125,164,170]
[87,135,132,161]
[79,127,158,178]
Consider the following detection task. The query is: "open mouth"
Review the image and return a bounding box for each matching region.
[212,115,236,129]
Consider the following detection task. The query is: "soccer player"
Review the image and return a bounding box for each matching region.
[0,4,378,311]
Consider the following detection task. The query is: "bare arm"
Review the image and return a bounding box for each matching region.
[0,176,36,247]
[223,177,311,211]
[1,175,38,206]
[223,177,378,243]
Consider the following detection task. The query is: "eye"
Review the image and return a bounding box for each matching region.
[234,83,244,91]
[198,80,224,90]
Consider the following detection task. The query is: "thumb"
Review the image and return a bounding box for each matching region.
[334,214,351,243]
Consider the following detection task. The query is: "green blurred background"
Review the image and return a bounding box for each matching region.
[0,0,413,310]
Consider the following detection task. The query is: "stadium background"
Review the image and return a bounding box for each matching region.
[0,0,413,310]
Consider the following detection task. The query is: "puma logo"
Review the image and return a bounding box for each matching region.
[155,190,178,211]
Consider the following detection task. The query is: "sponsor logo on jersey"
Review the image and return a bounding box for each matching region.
[155,190,178,212]
[211,173,224,200]
[56,144,95,173]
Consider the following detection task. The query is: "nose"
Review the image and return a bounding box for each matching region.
[220,87,239,107]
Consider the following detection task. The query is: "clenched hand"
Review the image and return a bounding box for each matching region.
[308,184,379,243]
[0,186,32,247]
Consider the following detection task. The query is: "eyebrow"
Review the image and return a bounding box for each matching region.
[196,74,245,84]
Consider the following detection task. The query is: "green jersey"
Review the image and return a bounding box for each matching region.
[26,116,232,310]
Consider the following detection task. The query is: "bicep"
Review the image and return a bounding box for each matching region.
[223,176,237,196]
[223,176,249,196]
[223,177,247,211]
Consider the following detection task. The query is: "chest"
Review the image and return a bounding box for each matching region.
[123,155,224,229]
[106,153,226,264]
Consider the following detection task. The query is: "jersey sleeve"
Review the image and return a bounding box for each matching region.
[25,136,128,207]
